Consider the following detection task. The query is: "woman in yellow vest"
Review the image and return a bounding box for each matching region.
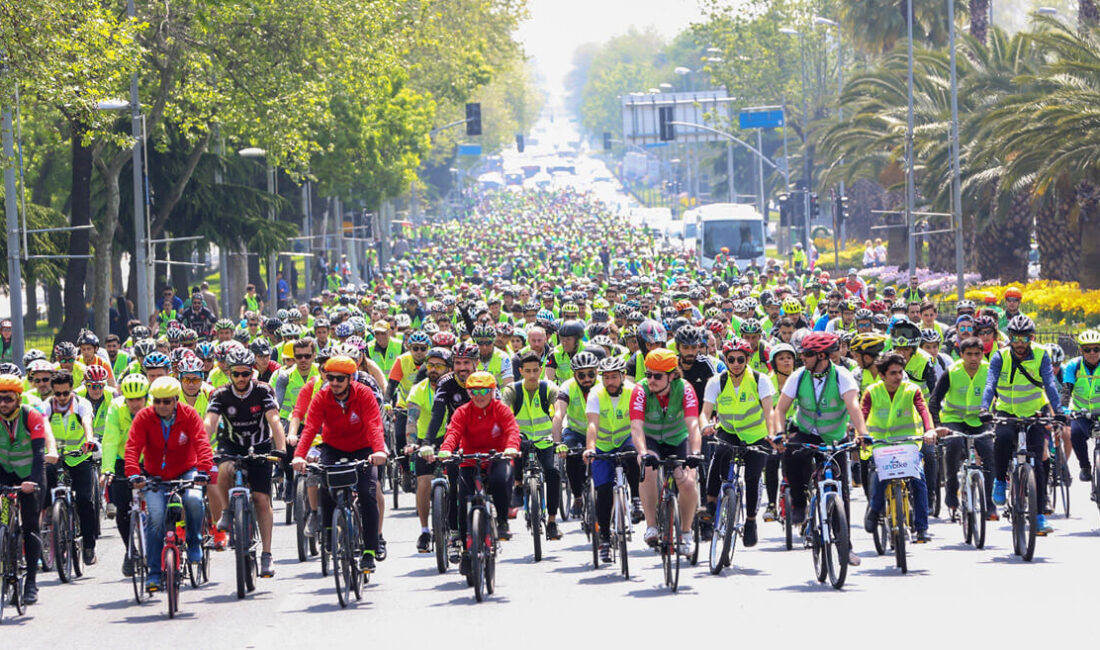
[102,373,150,575]
[699,338,779,548]
[1066,330,1100,483]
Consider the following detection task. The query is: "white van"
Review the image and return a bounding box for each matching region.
[688,203,766,270]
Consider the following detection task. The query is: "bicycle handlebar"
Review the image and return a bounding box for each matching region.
[860,435,924,446]
[708,437,776,455]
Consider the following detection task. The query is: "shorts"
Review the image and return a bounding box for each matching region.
[413,454,435,477]
[644,438,688,460]
[217,439,274,495]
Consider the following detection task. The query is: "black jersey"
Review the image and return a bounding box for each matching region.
[208,381,279,447]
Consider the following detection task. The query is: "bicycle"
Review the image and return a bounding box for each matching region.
[137,476,206,618]
[939,429,994,549]
[520,441,547,562]
[1045,425,1070,518]
[989,414,1061,562]
[457,451,503,603]
[1070,412,1100,520]
[555,453,571,523]
[430,457,455,574]
[294,462,321,563]
[778,477,793,550]
[706,438,771,577]
[589,449,637,579]
[865,435,924,574]
[217,452,279,599]
[50,449,89,584]
[0,485,37,621]
[308,459,370,608]
[789,440,856,589]
[928,440,945,519]
[644,455,699,593]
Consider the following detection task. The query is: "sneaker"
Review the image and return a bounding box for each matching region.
[213,528,228,550]
[122,555,135,577]
[83,547,97,566]
[791,506,806,525]
[216,509,233,532]
[305,510,321,537]
[644,526,659,547]
[1080,467,1093,482]
[416,532,432,553]
[762,504,777,522]
[914,529,931,544]
[361,551,376,574]
[848,550,861,566]
[546,521,561,540]
[992,479,1006,506]
[22,580,38,605]
[987,509,1000,522]
[145,574,163,592]
[106,502,117,520]
[511,485,524,508]
[1037,514,1053,536]
[743,518,758,547]
[598,541,611,563]
[448,532,462,563]
[376,536,387,561]
[459,551,470,576]
[864,507,880,534]
[676,534,693,556]
[260,552,274,577]
[570,497,583,517]
[631,497,644,524]
[497,521,512,541]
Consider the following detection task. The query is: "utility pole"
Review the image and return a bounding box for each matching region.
[128,0,150,323]
[2,60,25,368]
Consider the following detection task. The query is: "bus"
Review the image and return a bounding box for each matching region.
[688,203,766,271]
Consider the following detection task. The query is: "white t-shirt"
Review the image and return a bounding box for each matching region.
[780,365,860,402]
[702,371,775,405]
[37,395,94,425]
[586,388,625,416]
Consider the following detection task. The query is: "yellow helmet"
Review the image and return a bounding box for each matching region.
[466,371,497,390]
[149,376,181,399]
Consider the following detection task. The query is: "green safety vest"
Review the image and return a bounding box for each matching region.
[75,385,117,440]
[209,367,229,388]
[405,379,439,442]
[49,401,90,467]
[102,396,141,472]
[0,407,35,478]
[510,381,554,448]
[111,352,130,381]
[393,353,420,401]
[640,379,689,445]
[714,370,769,444]
[594,384,633,452]
[905,349,934,396]
[1071,360,1100,415]
[279,365,319,419]
[551,346,574,383]
[561,378,590,434]
[631,351,646,383]
[866,381,922,444]
[370,340,402,374]
[993,347,1049,417]
[477,349,506,385]
[244,294,260,313]
[941,359,989,427]
[793,365,850,443]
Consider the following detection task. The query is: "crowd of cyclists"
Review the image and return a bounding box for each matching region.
[1,186,1098,609]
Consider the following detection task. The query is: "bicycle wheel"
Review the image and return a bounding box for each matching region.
[71,506,83,579]
[390,462,400,511]
[484,515,496,596]
[972,474,987,550]
[557,458,571,522]
[526,476,542,562]
[590,497,600,570]
[811,503,826,583]
[129,514,147,603]
[1056,444,1070,518]
[187,544,199,589]
[1016,464,1038,562]
[929,452,942,519]
[9,521,24,617]
[583,478,596,541]
[891,482,907,574]
[320,536,330,577]
[470,508,485,602]
[52,500,72,584]
[233,498,248,599]
[283,472,294,526]
[431,483,449,574]
[165,546,179,618]
[245,511,257,593]
[616,490,629,579]
[658,499,670,585]
[669,498,681,593]
[781,487,793,551]
[331,507,351,608]
[348,509,363,601]
[39,512,54,573]
[825,497,849,590]
[0,525,8,621]
[295,479,309,563]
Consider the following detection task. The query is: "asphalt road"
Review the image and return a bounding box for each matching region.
[3,473,1097,646]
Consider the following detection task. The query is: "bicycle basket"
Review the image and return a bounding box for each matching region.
[871,444,922,480]
[324,466,360,490]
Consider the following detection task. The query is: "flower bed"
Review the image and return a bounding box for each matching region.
[963,280,1100,327]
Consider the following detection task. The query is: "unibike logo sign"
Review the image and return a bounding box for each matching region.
[872,444,922,480]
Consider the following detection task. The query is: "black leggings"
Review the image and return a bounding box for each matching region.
[0,469,41,579]
[109,458,133,545]
[994,421,1049,512]
[705,432,768,518]
[595,457,640,539]
[318,445,379,554]
[516,442,561,517]
[942,423,994,510]
[457,460,512,540]
[45,459,98,550]
[782,429,853,521]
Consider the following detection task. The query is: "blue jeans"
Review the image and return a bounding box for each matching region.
[870,466,929,532]
[143,469,204,578]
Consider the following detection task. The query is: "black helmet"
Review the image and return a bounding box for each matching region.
[249,339,272,356]
[675,325,706,347]
[636,320,667,345]
[558,319,585,339]
[225,348,256,368]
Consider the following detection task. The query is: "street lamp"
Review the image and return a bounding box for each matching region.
[814,15,845,259]
[239,147,278,315]
[780,26,811,253]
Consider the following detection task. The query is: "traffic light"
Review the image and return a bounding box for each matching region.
[838,194,850,224]
[778,193,792,227]
[515,134,525,153]
[465,103,482,136]
[809,192,820,221]
[658,106,675,142]
[603,131,612,151]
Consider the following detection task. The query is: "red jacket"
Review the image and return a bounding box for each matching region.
[295,380,384,457]
[125,403,214,479]
[439,399,521,466]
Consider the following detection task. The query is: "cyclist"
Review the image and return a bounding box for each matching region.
[699,338,779,549]
[291,355,388,574]
[125,376,213,591]
[546,319,584,383]
[632,348,703,550]
[401,346,451,552]
[0,374,51,604]
[204,347,287,578]
[369,321,402,374]
[274,337,320,424]
[102,374,150,575]
[739,319,771,374]
[1064,330,1100,481]
[472,323,512,387]
[551,351,611,518]
[420,371,521,575]
[625,320,668,383]
[676,325,717,409]
[75,364,117,441]
[981,315,1063,535]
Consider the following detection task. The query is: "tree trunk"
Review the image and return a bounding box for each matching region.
[883,190,908,267]
[57,122,94,346]
[1081,0,1100,27]
[92,163,123,341]
[47,282,63,329]
[969,0,989,44]
[228,246,248,320]
[927,231,955,272]
[111,245,123,301]
[997,190,1032,284]
[1036,191,1080,282]
[23,267,37,332]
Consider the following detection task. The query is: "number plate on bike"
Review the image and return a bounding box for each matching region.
[872,444,922,480]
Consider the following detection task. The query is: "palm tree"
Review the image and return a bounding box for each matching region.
[838,0,963,55]
[969,0,989,43]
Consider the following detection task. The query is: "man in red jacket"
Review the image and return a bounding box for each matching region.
[125,376,213,592]
[421,371,519,575]
[291,356,388,573]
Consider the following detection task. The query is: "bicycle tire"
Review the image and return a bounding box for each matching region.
[526,476,542,562]
[283,472,294,526]
[972,474,987,550]
[782,487,793,550]
[9,519,24,617]
[165,546,179,618]
[233,497,248,599]
[616,489,629,579]
[584,478,596,541]
[92,467,103,538]
[590,496,600,570]
[727,484,742,569]
[129,514,147,603]
[658,498,670,584]
[892,481,907,574]
[348,508,363,601]
[484,515,496,596]
[1018,464,1038,562]
[320,538,330,577]
[245,508,257,593]
[52,500,72,584]
[558,457,571,522]
[669,498,681,593]
[811,503,826,583]
[71,502,83,579]
[391,462,400,511]
[960,480,972,546]
[708,489,728,575]
[331,507,350,608]
[187,546,199,589]
[929,448,942,519]
[39,511,54,573]
[470,508,485,602]
[0,525,8,621]
[295,479,309,563]
[1056,443,1070,518]
[431,483,449,574]
[825,496,849,589]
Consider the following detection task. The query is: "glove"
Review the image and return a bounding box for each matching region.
[686,454,704,469]
[978,410,993,424]
[1054,413,1069,425]
[418,445,434,458]
[642,453,660,468]
[436,450,452,461]
[554,444,569,454]
[193,472,209,485]
[503,447,520,458]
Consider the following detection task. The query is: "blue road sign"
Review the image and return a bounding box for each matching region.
[738,109,785,130]
[457,143,483,156]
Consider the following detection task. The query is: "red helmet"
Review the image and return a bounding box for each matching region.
[722,338,753,357]
[431,331,456,348]
[83,365,109,384]
[800,332,839,355]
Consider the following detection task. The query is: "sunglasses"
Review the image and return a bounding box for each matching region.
[958,326,974,333]
[575,370,597,380]
[153,398,176,406]
[33,377,50,384]
[294,354,314,360]
[468,387,493,396]
[426,362,448,371]
[410,345,428,352]
[248,321,259,325]
[58,357,75,363]
[1005,297,1021,302]
[1083,347,1100,354]
[325,373,349,383]
[1009,335,1031,343]
[828,310,839,316]
[800,351,821,358]
[181,376,203,384]
[977,329,995,336]
[0,395,17,404]
[230,370,252,378]
[53,390,71,398]
[645,371,667,380]
[85,382,106,389]
[721,308,734,313]
[476,339,494,345]
[726,356,747,365]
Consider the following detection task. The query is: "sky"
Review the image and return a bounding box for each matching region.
[515,0,709,107]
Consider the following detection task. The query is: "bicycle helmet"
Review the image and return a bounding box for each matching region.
[770,342,797,360]
[406,330,431,347]
[432,331,457,348]
[195,341,216,360]
[22,349,46,366]
[149,376,181,399]
[626,311,646,325]
[0,362,21,378]
[165,328,184,343]
[849,332,888,355]
[644,348,678,373]
[973,315,997,332]
[636,319,668,345]
[740,318,763,335]
[781,297,803,316]
[561,302,580,316]
[800,332,839,355]
[0,374,24,395]
[249,339,272,356]
[142,351,171,369]
[333,322,353,338]
[286,309,303,323]
[177,356,205,375]
[571,351,600,371]
[721,338,753,357]
[27,359,54,376]
[1077,330,1100,346]
[426,347,453,367]
[119,373,150,399]
[598,356,627,374]
[132,339,157,359]
[558,319,585,339]
[1047,344,1066,366]
[54,341,77,359]
[1006,315,1036,335]
[83,365,109,384]
[496,322,514,337]
[233,328,251,344]
[854,308,874,321]
[867,300,887,314]
[344,336,367,352]
[471,324,496,342]
[1004,286,1023,300]
[168,348,193,368]
[264,317,283,333]
[276,309,291,322]
[674,325,706,347]
[466,371,497,390]
[453,342,480,359]
[422,321,440,337]
[130,325,151,340]
[590,309,610,324]
[77,331,100,348]
[214,318,235,331]
[919,328,942,344]
[955,299,976,313]
[891,321,922,348]
[224,348,255,369]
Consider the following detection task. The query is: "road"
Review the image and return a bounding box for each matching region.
[3,476,1096,645]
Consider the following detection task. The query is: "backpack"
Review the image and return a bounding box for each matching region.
[509,380,552,418]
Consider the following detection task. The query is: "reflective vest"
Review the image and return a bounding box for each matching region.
[866,381,922,444]
[771,372,796,419]
[48,399,90,467]
[631,351,646,383]
[477,349,507,386]
[749,343,769,374]
[370,340,403,374]
[904,349,934,396]
[640,379,689,445]
[180,385,211,419]
[510,381,554,449]
[714,370,769,444]
[279,365,319,419]
[793,365,849,443]
[208,367,229,388]
[551,346,574,383]
[1070,359,1100,415]
[244,294,260,313]
[393,353,420,400]
[111,351,130,381]
[993,347,1049,417]
[941,359,989,427]
[0,407,35,478]
[594,384,633,452]
[561,378,590,433]
[75,385,117,440]
[405,379,438,442]
[157,310,177,334]
[102,396,142,472]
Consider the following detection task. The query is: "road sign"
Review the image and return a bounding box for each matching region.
[738,109,784,130]
[457,143,482,156]
[621,90,732,145]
